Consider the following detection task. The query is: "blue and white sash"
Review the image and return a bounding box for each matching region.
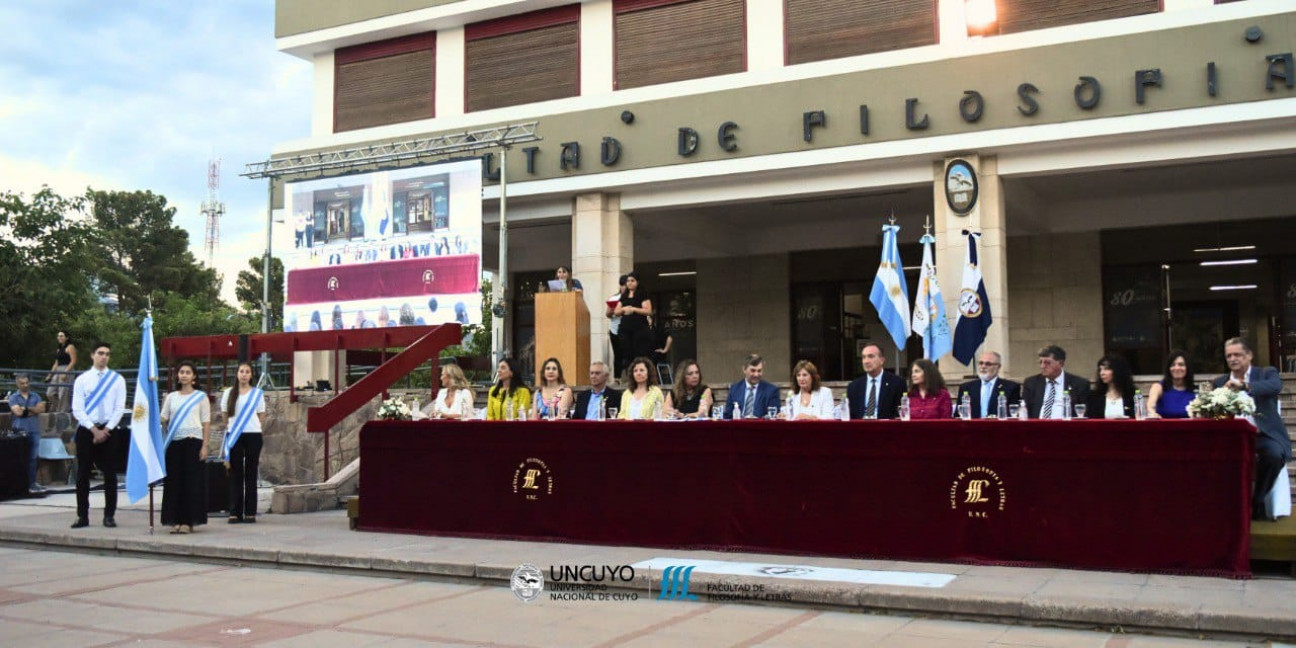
[222,388,263,460]
[84,370,121,422]
[164,391,206,448]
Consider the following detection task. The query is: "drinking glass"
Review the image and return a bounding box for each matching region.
[1008,404,1020,420]
[766,406,778,420]
[608,407,619,420]
[1074,404,1087,419]
[711,405,724,420]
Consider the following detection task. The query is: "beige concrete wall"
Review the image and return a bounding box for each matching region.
[1006,232,1104,381]
[696,254,791,386]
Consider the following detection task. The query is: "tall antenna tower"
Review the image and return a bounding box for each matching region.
[201,158,225,267]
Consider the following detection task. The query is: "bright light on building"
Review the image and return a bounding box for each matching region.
[966,0,998,34]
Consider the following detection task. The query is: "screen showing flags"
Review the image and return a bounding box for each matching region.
[869,223,911,349]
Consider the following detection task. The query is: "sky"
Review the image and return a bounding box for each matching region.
[0,1,311,305]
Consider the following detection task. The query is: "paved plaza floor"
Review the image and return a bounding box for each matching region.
[1,491,1294,646]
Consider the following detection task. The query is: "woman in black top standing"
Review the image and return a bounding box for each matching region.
[46,330,77,413]
[614,272,653,381]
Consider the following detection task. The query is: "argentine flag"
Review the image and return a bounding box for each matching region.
[912,233,952,361]
[126,315,166,504]
[953,231,993,365]
[869,223,911,348]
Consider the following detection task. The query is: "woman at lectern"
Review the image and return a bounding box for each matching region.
[554,265,583,292]
[486,357,531,421]
[531,357,573,419]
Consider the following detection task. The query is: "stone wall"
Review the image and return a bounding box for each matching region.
[1006,232,1104,380]
[260,391,381,486]
[696,254,792,383]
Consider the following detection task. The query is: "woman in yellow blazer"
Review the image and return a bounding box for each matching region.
[619,357,664,420]
[486,358,532,420]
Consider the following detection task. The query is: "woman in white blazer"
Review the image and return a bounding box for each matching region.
[785,360,835,420]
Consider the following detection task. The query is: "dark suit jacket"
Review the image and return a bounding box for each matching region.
[1214,367,1292,461]
[956,377,1022,419]
[1084,389,1134,419]
[846,371,905,419]
[723,380,781,419]
[1021,371,1091,419]
[572,387,622,420]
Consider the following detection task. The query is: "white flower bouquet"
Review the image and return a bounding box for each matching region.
[1187,387,1256,420]
[377,397,413,421]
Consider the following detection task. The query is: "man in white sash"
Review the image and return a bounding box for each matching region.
[70,342,127,528]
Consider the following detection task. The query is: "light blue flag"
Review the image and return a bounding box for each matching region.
[869,223,911,348]
[912,233,952,360]
[126,316,166,504]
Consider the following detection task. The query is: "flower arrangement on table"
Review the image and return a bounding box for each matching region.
[377,397,413,421]
[1186,387,1255,420]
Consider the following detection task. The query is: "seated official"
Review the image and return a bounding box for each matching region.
[907,359,952,420]
[847,344,905,419]
[1215,337,1292,520]
[784,360,834,420]
[723,354,780,419]
[1147,349,1194,419]
[486,358,531,420]
[573,361,621,420]
[619,357,664,420]
[1022,345,1091,419]
[433,364,475,419]
[531,357,573,419]
[956,351,1020,419]
[1084,355,1135,419]
[665,359,713,419]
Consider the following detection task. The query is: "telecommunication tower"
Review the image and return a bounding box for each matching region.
[201,158,225,266]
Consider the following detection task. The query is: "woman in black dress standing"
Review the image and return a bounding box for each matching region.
[614,272,653,381]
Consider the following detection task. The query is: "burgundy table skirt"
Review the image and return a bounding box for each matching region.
[358,418,1255,577]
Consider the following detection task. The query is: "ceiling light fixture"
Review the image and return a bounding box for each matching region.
[658,271,697,277]
[1192,245,1256,253]
[1199,259,1258,267]
[1209,284,1258,291]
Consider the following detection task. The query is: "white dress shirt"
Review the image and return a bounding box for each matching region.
[161,390,212,440]
[72,367,128,430]
[220,388,267,433]
[1043,371,1070,420]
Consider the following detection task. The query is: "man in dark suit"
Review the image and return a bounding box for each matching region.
[572,361,621,420]
[1215,337,1291,520]
[957,351,1021,419]
[1021,344,1090,419]
[723,354,781,419]
[846,344,905,419]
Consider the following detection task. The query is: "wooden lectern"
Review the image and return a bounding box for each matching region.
[535,292,591,387]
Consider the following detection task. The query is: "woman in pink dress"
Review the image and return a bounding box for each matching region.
[908,358,953,420]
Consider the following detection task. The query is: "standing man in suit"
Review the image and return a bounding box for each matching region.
[847,344,905,419]
[723,354,781,419]
[572,361,622,420]
[1215,337,1291,520]
[957,351,1021,419]
[1021,344,1090,419]
[70,342,127,529]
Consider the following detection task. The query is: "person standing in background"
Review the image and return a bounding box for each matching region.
[606,275,628,380]
[9,374,46,495]
[46,330,77,413]
[70,342,126,529]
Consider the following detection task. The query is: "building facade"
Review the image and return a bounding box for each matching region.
[272,0,1296,384]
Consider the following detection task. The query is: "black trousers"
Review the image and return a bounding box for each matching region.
[75,426,117,520]
[228,433,262,519]
[609,332,624,379]
[617,328,653,379]
[162,438,207,527]
[1255,435,1287,519]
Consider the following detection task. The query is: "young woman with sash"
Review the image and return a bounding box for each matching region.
[159,361,211,534]
[219,363,266,523]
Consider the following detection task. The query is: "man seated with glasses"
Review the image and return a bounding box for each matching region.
[956,351,1021,419]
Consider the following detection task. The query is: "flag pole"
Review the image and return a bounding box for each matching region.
[146,298,155,536]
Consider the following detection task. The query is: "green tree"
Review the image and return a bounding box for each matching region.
[86,189,220,314]
[234,255,284,329]
[0,188,98,367]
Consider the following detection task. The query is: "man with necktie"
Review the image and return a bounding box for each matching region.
[846,344,905,420]
[70,342,127,529]
[1022,344,1090,420]
[957,351,1021,419]
[1214,337,1291,520]
[723,354,780,419]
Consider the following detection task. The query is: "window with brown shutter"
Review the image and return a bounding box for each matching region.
[334,33,435,133]
[785,0,937,66]
[466,6,580,112]
[997,0,1160,35]
[614,0,746,90]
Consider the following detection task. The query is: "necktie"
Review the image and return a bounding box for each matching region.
[865,378,877,418]
[981,381,993,418]
[743,385,755,417]
[1042,379,1056,419]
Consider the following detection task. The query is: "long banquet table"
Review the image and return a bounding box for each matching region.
[358,418,1255,577]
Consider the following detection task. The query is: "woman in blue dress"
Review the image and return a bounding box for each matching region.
[1147,349,1196,419]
